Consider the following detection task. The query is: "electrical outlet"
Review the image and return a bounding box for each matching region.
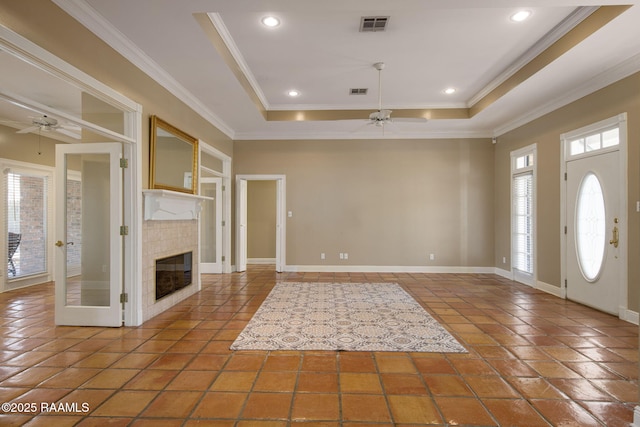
[339,253,344,260]
[429,254,435,261]
[503,257,507,264]
[321,253,325,260]
[344,253,349,260]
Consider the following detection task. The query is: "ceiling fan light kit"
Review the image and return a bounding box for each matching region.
[365,62,427,128]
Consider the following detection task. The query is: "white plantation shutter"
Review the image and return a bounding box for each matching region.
[513,172,533,274]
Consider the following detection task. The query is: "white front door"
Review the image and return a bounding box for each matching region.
[200,177,222,273]
[566,150,620,314]
[55,143,123,326]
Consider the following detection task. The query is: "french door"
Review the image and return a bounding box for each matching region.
[200,177,222,273]
[55,143,123,326]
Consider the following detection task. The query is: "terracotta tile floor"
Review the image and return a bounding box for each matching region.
[0,265,638,426]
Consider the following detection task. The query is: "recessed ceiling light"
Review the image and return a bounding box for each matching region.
[511,10,532,22]
[287,90,300,97]
[261,16,280,27]
[444,87,456,95]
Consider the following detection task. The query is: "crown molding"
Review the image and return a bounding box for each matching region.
[206,13,270,110]
[233,129,492,141]
[468,6,598,107]
[51,0,235,139]
[493,51,640,137]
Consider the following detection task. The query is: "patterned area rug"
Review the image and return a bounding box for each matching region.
[230,282,467,352]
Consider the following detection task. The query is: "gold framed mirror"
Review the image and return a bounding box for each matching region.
[150,116,198,194]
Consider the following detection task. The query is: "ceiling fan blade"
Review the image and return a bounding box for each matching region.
[17,125,39,134]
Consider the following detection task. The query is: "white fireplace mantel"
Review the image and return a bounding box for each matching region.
[143,189,213,220]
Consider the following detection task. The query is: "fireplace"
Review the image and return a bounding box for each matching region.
[155,252,192,300]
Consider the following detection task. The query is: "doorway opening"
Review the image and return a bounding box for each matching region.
[236,175,286,273]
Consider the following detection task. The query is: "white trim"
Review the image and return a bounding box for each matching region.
[248,258,276,265]
[536,280,564,298]
[284,265,496,274]
[494,267,512,280]
[620,308,639,325]
[142,190,211,221]
[206,13,269,110]
[510,144,537,288]
[470,7,598,107]
[495,53,640,137]
[52,0,234,139]
[633,406,640,427]
[233,129,493,141]
[0,24,137,112]
[236,175,286,273]
[1,160,55,291]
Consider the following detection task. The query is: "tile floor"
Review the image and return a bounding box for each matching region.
[0,265,638,426]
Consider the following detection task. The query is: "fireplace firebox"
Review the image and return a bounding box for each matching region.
[155,252,192,300]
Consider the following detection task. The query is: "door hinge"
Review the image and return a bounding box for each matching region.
[222,185,226,191]
[120,158,129,168]
[564,279,568,287]
[222,256,226,262]
[564,226,567,234]
[120,293,128,303]
[564,172,567,181]
[120,225,129,236]
[222,220,226,226]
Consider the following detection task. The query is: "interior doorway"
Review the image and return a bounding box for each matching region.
[236,175,286,273]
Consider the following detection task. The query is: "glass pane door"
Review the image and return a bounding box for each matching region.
[55,143,122,326]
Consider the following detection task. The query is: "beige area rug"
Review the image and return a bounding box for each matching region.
[230,282,467,352]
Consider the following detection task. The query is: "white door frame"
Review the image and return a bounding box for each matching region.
[560,113,628,319]
[236,175,286,272]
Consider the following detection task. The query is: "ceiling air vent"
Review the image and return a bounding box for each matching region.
[359,16,389,32]
[349,88,368,95]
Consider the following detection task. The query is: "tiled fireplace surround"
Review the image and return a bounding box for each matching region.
[142,219,199,322]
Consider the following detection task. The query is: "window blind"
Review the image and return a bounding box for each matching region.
[513,172,533,274]
[6,171,48,278]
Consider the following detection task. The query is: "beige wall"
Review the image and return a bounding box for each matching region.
[247,180,277,259]
[0,125,57,167]
[234,138,494,267]
[494,71,640,310]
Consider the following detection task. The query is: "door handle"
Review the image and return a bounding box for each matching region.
[55,240,64,247]
[609,225,619,248]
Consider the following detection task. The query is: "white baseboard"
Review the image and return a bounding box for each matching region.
[536,280,563,298]
[620,308,640,325]
[634,406,640,426]
[248,258,276,265]
[284,265,496,274]
[494,267,512,280]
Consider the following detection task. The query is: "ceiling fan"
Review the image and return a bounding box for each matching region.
[14,115,80,139]
[367,62,427,127]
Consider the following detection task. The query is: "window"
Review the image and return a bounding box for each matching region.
[5,168,50,279]
[511,145,536,286]
[568,124,620,157]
